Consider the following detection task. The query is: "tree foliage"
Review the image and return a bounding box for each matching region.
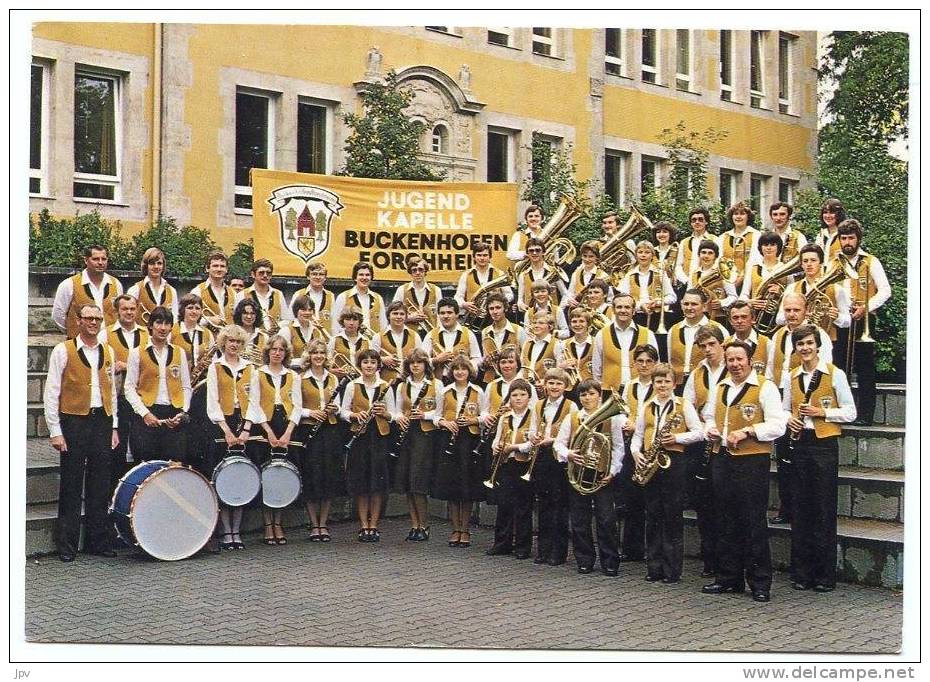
[339,71,444,181]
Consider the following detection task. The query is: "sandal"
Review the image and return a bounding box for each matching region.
[405,527,418,541]
[220,533,235,551]
[308,526,322,542]
[448,531,461,547]
[358,528,369,542]
[460,531,471,548]
[319,527,331,543]
[232,534,245,550]
[371,528,381,542]
[274,524,287,545]
[263,524,276,546]
[420,526,431,541]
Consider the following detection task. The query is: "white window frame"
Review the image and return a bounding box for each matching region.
[487,126,515,182]
[30,60,50,197]
[605,28,625,77]
[641,29,659,83]
[234,86,276,216]
[296,96,334,175]
[73,67,123,204]
[778,178,798,204]
[778,32,795,114]
[719,30,733,101]
[750,174,769,215]
[532,27,556,57]
[488,27,513,48]
[431,123,449,154]
[750,30,766,108]
[719,169,739,209]
[640,155,663,196]
[675,29,692,91]
[604,150,628,207]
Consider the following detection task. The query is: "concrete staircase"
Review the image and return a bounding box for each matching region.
[24,291,906,587]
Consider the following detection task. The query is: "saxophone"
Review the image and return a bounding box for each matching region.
[632,412,683,487]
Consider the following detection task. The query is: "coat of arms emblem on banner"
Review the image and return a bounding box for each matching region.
[268,184,345,261]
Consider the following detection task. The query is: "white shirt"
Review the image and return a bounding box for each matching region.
[339,378,392,422]
[391,377,441,424]
[419,324,482,374]
[592,322,659,387]
[433,382,481,427]
[244,366,302,425]
[478,378,539,420]
[683,359,727,408]
[300,368,335,417]
[454,267,515,307]
[126,277,180,318]
[553,410,626,476]
[332,287,387,335]
[44,337,118,438]
[619,267,676,310]
[630,397,703,454]
[667,316,717,375]
[124,342,192,416]
[739,260,795,301]
[775,278,851,329]
[767,326,833,382]
[842,249,892,312]
[244,286,293,323]
[675,232,719,285]
[491,408,539,456]
[52,270,123,331]
[506,228,544,262]
[205,356,251,424]
[701,372,787,445]
[781,360,857,429]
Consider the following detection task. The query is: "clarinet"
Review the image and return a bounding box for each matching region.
[443,392,472,458]
[387,380,431,458]
[472,400,510,457]
[305,375,351,443]
[344,383,387,452]
[786,368,822,462]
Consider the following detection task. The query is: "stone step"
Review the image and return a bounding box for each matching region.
[839,425,906,471]
[683,512,903,589]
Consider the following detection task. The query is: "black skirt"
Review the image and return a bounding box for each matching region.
[295,420,346,501]
[432,426,484,502]
[391,426,435,495]
[345,422,390,496]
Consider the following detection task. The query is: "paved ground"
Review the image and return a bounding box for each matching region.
[23,517,902,653]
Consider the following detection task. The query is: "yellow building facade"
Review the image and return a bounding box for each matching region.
[30,23,817,252]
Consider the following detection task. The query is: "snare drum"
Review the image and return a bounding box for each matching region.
[109,460,218,561]
[261,459,302,508]
[211,455,262,507]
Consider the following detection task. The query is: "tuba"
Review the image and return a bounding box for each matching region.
[601,205,654,287]
[566,389,629,495]
[463,267,516,332]
[698,259,733,301]
[805,256,858,327]
[513,196,583,277]
[753,254,804,335]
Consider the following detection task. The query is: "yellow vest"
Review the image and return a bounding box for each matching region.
[691,363,727,414]
[171,323,213,369]
[398,378,439,433]
[106,325,148,367]
[598,324,650,389]
[244,285,287,323]
[722,230,758,275]
[463,266,503,301]
[349,379,391,436]
[333,334,370,370]
[294,286,336,317]
[300,371,339,425]
[622,380,654,425]
[771,326,802,387]
[441,384,481,435]
[428,326,473,363]
[486,378,511,415]
[518,265,562,306]
[668,320,724,380]
[398,282,441,334]
[524,302,559,329]
[798,279,840,341]
[378,328,420,384]
[193,281,235,322]
[789,363,842,438]
[713,378,771,455]
[642,397,688,454]
[499,409,532,461]
[348,289,385,334]
[65,273,119,339]
[569,266,609,297]
[285,322,316,361]
[847,254,878,302]
[215,362,252,417]
[724,333,771,374]
[59,339,115,416]
[135,343,186,409]
[256,367,297,423]
[133,279,175,317]
[679,234,711,278]
[520,336,557,379]
[534,396,574,441]
[563,337,594,388]
[626,268,660,302]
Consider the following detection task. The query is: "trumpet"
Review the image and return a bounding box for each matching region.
[200,302,225,334]
[520,426,547,482]
[311,312,332,343]
[475,400,510,459]
[332,352,361,380]
[358,323,375,341]
[406,303,435,334]
[483,406,514,489]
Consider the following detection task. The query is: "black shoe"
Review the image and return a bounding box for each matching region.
[514,551,531,560]
[59,552,76,563]
[405,527,418,541]
[547,557,566,566]
[88,548,117,558]
[421,526,430,541]
[791,581,810,591]
[851,419,873,427]
[577,566,593,574]
[702,582,744,594]
[645,573,663,582]
[769,515,791,525]
[371,529,381,542]
[813,584,835,593]
[602,567,619,577]
[485,546,512,556]
[618,553,643,562]
[533,556,548,565]
[752,590,771,603]
[662,576,681,584]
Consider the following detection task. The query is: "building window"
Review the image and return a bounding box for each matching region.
[73,70,122,202]
[749,174,769,215]
[488,28,513,47]
[719,30,733,101]
[297,100,329,175]
[605,28,624,76]
[487,128,513,182]
[425,26,457,35]
[604,151,628,207]
[235,89,275,212]
[676,29,691,91]
[750,30,766,108]
[533,27,555,56]
[641,29,658,83]
[778,178,798,204]
[531,134,561,190]
[719,169,738,209]
[30,62,49,196]
[640,156,662,196]
[778,33,795,114]
[431,124,448,154]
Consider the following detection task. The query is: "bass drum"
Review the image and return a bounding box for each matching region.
[110,460,218,561]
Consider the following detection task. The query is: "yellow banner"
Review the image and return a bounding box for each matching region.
[252,170,518,282]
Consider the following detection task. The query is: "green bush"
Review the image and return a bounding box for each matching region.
[29,209,127,269]
[227,239,254,280]
[123,217,219,277]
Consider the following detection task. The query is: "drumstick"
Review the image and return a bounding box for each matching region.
[212,436,303,446]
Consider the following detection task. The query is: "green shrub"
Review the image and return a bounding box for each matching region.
[29,209,127,268]
[227,239,254,280]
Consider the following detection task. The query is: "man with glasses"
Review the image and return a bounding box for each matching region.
[392,257,442,338]
[242,258,292,331]
[289,261,336,335]
[44,304,119,562]
[675,208,719,286]
[52,244,124,339]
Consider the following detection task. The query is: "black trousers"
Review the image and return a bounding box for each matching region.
[490,460,534,554]
[533,450,569,563]
[773,435,794,520]
[57,409,114,555]
[711,451,772,592]
[129,404,188,463]
[835,324,877,424]
[110,394,133,491]
[685,443,717,573]
[615,446,645,558]
[569,484,619,571]
[644,453,687,580]
[790,431,839,587]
